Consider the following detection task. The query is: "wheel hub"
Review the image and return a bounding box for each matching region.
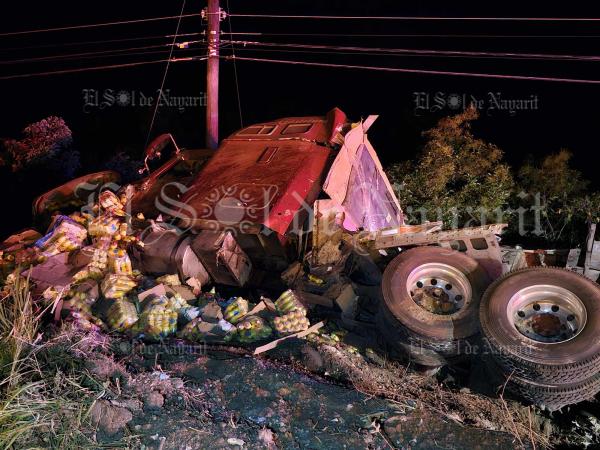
[530,313,562,337]
[406,262,472,315]
[508,285,586,343]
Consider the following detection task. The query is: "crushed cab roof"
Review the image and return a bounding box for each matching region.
[178,108,347,237]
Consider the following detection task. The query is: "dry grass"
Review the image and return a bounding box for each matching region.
[0,273,41,390]
[316,343,551,449]
[0,274,103,449]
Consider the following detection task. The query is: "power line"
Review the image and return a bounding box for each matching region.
[222,32,600,39]
[145,0,187,148]
[7,39,597,67]
[226,0,244,128]
[0,57,204,81]
[224,40,600,62]
[224,55,600,84]
[0,14,199,38]
[223,45,587,63]
[0,41,204,65]
[0,32,205,52]
[229,14,600,22]
[1,46,203,67]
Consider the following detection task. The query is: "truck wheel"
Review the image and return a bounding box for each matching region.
[376,305,461,367]
[485,357,600,412]
[480,267,600,384]
[507,374,600,412]
[380,246,492,365]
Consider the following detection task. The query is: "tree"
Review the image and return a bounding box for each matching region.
[515,149,600,247]
[1,116,79,177]
[387,105,513,228]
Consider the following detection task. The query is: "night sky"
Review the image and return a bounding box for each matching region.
[2,1,600,234]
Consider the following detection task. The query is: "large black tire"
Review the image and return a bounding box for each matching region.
[376,304,462,367]
[507,374,600,412]
[485,357,600,412]
[379,246,492,366]
[480,267,600,384]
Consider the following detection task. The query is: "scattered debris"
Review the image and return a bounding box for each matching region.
[4,108,600,445]
[11,185,327,356]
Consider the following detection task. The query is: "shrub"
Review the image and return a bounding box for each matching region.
[387,105,514,228]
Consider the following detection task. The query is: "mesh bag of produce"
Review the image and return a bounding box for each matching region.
[101,273,137,299]
[235,315,272,343]
[273,309,310,335]
[35,216,88,259]
[88,214,121,237]
[106,298,139,332]
[223,297,249,324]
[137,300,178,340]
[99,190,125,216]
[108,248,133,275]
[274,289,307,316]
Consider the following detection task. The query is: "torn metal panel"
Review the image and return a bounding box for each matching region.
[565,223,600,281]
[326,107,349,145]
[191,231,252,286]
[584,223,600,280]
[323,116,404,232]
[372,223,505,249]
[217,232,252,286]
[566,248,584,274]
[176,243,210,282]
[501,246,528,273]
[565,222,600,281]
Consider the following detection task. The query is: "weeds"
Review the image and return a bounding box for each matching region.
[315,343,551,449]
[0,275,101,449]
[0,273,41,391]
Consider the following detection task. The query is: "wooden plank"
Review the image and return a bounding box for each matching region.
[253,320,325,355]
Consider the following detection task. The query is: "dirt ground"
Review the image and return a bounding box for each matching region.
[87,337,521,450]
[8,315,600,449]
[18,319,577,450]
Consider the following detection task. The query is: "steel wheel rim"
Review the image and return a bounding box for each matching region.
[406,262,472,315]
[507,284,587,344]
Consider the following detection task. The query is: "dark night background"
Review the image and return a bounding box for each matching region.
[2,1,600,237]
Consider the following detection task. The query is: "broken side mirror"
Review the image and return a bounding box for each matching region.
[139,133,181,176]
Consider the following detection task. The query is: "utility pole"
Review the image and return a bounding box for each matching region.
[204,0,221,149]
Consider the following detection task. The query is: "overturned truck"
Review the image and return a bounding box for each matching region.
[32,108,600,411]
